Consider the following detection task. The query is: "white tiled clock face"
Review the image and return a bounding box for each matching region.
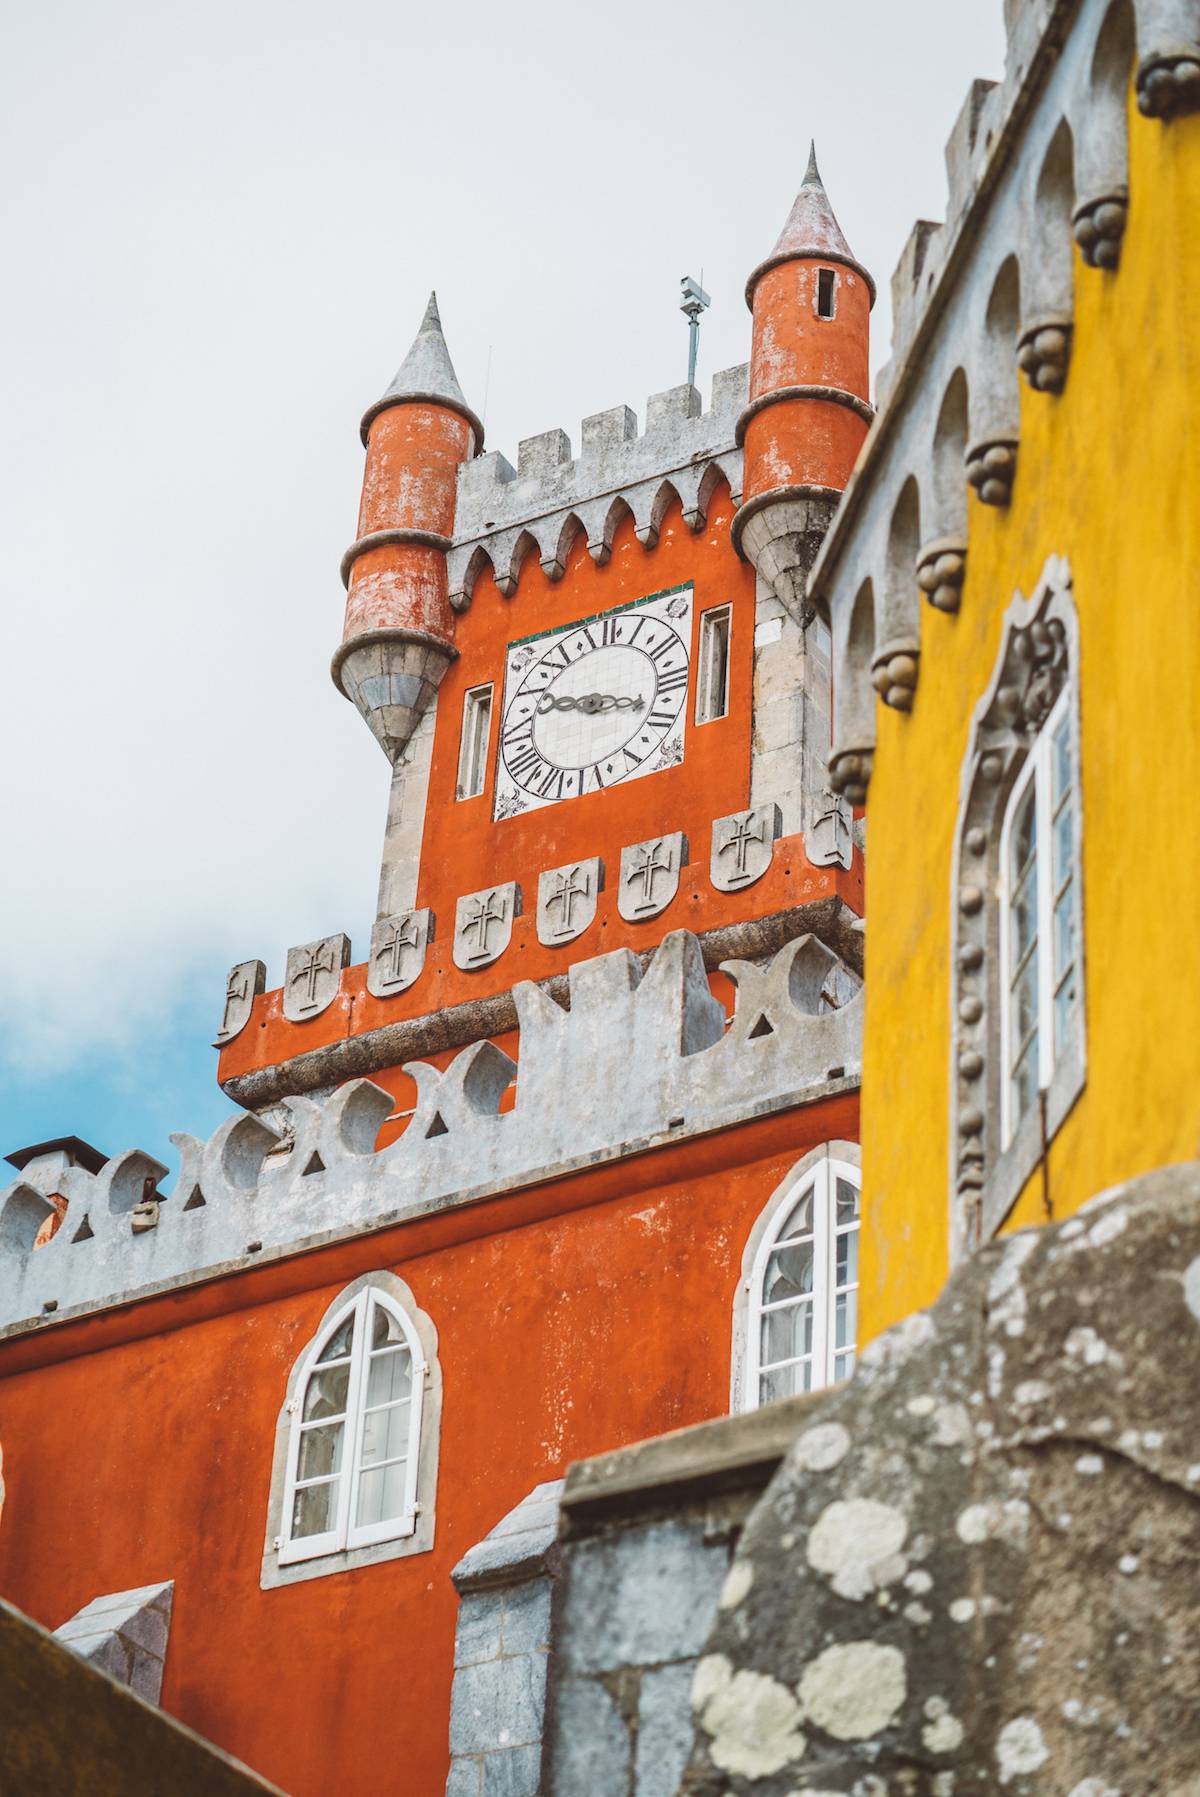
[494,585,693,819]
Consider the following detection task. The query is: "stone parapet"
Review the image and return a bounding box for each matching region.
[446,368,748,609]
[0,929,861,1337]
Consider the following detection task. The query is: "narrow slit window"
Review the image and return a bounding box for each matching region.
[457,685,493,800]
[696,605,732,724]
[816,268,837,320]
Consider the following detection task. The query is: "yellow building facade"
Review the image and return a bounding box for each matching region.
[807,0,1200,1339]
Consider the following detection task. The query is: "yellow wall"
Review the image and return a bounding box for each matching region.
[860,95,1200,1341]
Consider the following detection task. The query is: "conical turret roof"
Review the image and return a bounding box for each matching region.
[360,292,485,447]
[745,144,876,308]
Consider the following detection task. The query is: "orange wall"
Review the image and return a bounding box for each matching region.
[0,1098,855,1797]
[220,483,863,1088]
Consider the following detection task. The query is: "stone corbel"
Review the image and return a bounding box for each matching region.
[916,537,967,614]
[828,743,874,807]
[1072,193,1128,270]
[1137,50,1200,117]
[871,639,920,712]
[965,439,1017,507]
[1016,318,1073,394]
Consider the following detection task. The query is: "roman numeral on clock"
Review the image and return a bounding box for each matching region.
[654,665,689,695]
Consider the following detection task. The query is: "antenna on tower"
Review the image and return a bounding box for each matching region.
[680,273,711,388]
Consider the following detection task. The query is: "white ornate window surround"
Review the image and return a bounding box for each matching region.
[950,556,1086,1260]
[261,1271,441,1589]
[730,1142,862,1414]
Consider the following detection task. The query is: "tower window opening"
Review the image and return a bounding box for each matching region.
[457,685,493,800]
[816,268,837,320]
[696,605,732,724]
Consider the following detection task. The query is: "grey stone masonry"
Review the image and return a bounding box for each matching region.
[446,368,748,611]
[0,929,860,1334]
[53,1580,174,1705]
[447,1482,563,1797]
[543,1398,820,1797]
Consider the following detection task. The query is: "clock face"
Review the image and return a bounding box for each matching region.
[494,585,693,818]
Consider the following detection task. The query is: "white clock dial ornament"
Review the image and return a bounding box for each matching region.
[495,586,694,818]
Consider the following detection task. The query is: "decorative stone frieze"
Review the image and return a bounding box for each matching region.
[915,537,967,614]
[1016,318,1072,393]
[965,438,1018,507]
[1137,51,1200,119]
[283,934,351,1023]
[368,909,433,998]
[454,884,521,971]
[214,959,266,1046]
[0,929,862,1334]
[618,834,687,922]
[536,859,603,947]
[827,744,873,808]
[1072,192,1127,269]
[709,805,781,893]
[870,640,920,712]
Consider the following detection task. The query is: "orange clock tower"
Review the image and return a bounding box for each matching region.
[0,150,872,1797]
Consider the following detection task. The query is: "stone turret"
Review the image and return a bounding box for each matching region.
[333,293,483,762]
[734,145,874,621]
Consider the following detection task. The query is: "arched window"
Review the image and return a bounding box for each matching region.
[999,688,1079,1146]
[263,1273,441,1586]
[733,1146,861,1413]
[950,559,1085,1258]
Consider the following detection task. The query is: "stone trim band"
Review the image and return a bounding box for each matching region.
[734,385,875,446]
[339,528,454,589]
[329,627,459,697]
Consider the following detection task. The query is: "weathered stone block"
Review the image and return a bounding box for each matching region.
[634,1662,696,1797]
[480,1744,541,1797]
[453,1589,508,1669]
[449,1655,544,1756]
[558,1519,727,1676]
[445,1758,482,1797]
[545,1677,630,1796]
[681,1162,1200,1793]
[499,1579,551,1659]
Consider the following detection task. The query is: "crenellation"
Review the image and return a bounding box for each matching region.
[0,929,861,1336]
[447,366,748,608]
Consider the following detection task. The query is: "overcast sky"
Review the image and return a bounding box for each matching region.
[0,0,1006,1167]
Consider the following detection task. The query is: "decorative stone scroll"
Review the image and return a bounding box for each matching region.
[709,805,781,893]
[618,834,687,922]
[454,883,521,970]
[214,959,266,1046]
[536,859,603,947]
[283,934,351,1023]
[368,909,433,998]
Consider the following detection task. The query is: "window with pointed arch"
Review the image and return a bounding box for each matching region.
[261,1272,441,1588]
[732,1145,862,1412]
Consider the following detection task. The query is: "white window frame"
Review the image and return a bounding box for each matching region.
[278,1286,426,1567]
[456,683,494,800]
[735,1147,861,1414]
[695,604,732,725]
[998,687,1077,1150]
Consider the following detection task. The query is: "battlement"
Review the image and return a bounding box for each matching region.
[447,366,748,607]
[0,931,860,1337]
